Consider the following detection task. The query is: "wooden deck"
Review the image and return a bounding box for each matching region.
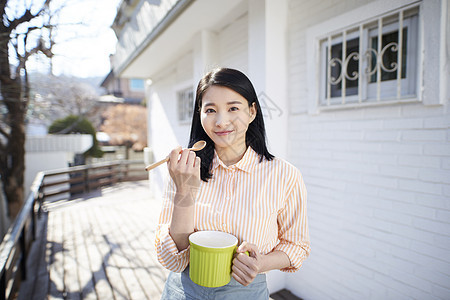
[17,180,169,300]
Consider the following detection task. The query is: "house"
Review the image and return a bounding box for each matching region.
[110,0,450,298]
[101,48,146,105]
[99,57,148,155]
[100,68,146,105]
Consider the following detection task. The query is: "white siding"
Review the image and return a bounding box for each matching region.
[24,134,93,196]
[218,13,249,73]
[25,134,92,152]
[114,0,178,71]
[286,1,450,299]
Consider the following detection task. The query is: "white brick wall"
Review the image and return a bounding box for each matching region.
[218,12,249,72]
[288,108,450,300]
[286,0,450,299]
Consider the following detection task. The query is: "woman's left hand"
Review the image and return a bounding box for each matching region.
[231,242,265,286]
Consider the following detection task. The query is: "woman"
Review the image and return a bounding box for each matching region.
[155,68,310,299]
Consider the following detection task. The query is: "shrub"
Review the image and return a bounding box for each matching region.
[48,115,103,158]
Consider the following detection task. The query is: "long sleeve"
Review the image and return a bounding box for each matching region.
[154,179,190,272]
[274,169,310,272]
[153,147,310,273]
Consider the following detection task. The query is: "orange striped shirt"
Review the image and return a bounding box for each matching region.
[155,146,310,273]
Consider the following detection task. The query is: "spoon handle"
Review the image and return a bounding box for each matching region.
[145,141,205,171]
[145,156,169,171]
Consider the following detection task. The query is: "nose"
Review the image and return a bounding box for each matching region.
[215,112,230,127]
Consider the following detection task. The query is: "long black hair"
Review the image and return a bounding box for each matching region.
[188,67,274,182]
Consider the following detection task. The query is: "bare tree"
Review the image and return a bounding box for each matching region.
[29,74,102,127]
[0,0,54,218]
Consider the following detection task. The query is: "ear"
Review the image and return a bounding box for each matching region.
[249,102,257,123]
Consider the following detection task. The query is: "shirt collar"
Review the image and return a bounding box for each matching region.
[212,146,259,173]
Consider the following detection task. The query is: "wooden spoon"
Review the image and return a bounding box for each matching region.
[145,140,206,171]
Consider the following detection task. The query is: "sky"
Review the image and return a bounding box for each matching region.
[25,0,123,79]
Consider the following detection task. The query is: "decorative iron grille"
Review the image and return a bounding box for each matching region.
[177,87,194,123]
[319,5,419,107]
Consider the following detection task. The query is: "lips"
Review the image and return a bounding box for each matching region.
[215,130,233,136]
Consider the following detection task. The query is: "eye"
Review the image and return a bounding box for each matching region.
[205,108,216,113]
[229,107,239,112]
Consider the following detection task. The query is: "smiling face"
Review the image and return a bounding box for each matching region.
[200,85,256,165]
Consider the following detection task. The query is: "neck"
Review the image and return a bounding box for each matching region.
[216,144,247,166]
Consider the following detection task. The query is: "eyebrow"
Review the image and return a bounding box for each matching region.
[203,100,243,107]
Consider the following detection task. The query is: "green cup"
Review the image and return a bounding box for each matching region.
[189,230,238,287]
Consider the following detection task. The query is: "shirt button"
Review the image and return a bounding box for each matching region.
[225,196,230,200]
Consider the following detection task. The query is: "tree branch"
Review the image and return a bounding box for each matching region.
[16,39,54,74]
[8,24,54,41]
[7,0,52,32]
[14,27,54,79]
[8,9,34,32]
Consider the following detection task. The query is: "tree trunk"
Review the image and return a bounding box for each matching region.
[0,36,26,219]
[4,94,26,218]
[0,0,53,220]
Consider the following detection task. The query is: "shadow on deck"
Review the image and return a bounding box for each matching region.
[18,180,169,300]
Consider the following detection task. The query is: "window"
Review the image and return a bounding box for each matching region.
[129,79,145,91]
[318,5,419,107]
[177,87,194,123]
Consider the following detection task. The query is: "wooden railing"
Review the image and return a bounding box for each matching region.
[0,160,147,300]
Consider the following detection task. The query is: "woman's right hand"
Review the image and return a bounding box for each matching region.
[167,146,201,206]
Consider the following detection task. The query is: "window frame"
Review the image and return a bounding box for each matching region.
[176,86,194,124]
[319,31,361,105]
[306,0,429,114]
[365,14,418,100]
[318,5,419,107]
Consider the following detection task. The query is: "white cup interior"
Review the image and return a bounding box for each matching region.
[189,231,237,248]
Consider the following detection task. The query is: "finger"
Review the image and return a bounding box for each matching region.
[187,151,197,167]
[236,252,252,263]
[234,249,260,277]
[232,256,248,271]
[231,270,249,286]
[232,264,255,287]
[194,156,201,169]
[168,146,182,167]
[237,241,257,256]
[178,149,191,166]
[237,241,249,253]
[233,256,257,277]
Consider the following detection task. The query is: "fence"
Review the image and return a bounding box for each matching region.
[0,160,147,300]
